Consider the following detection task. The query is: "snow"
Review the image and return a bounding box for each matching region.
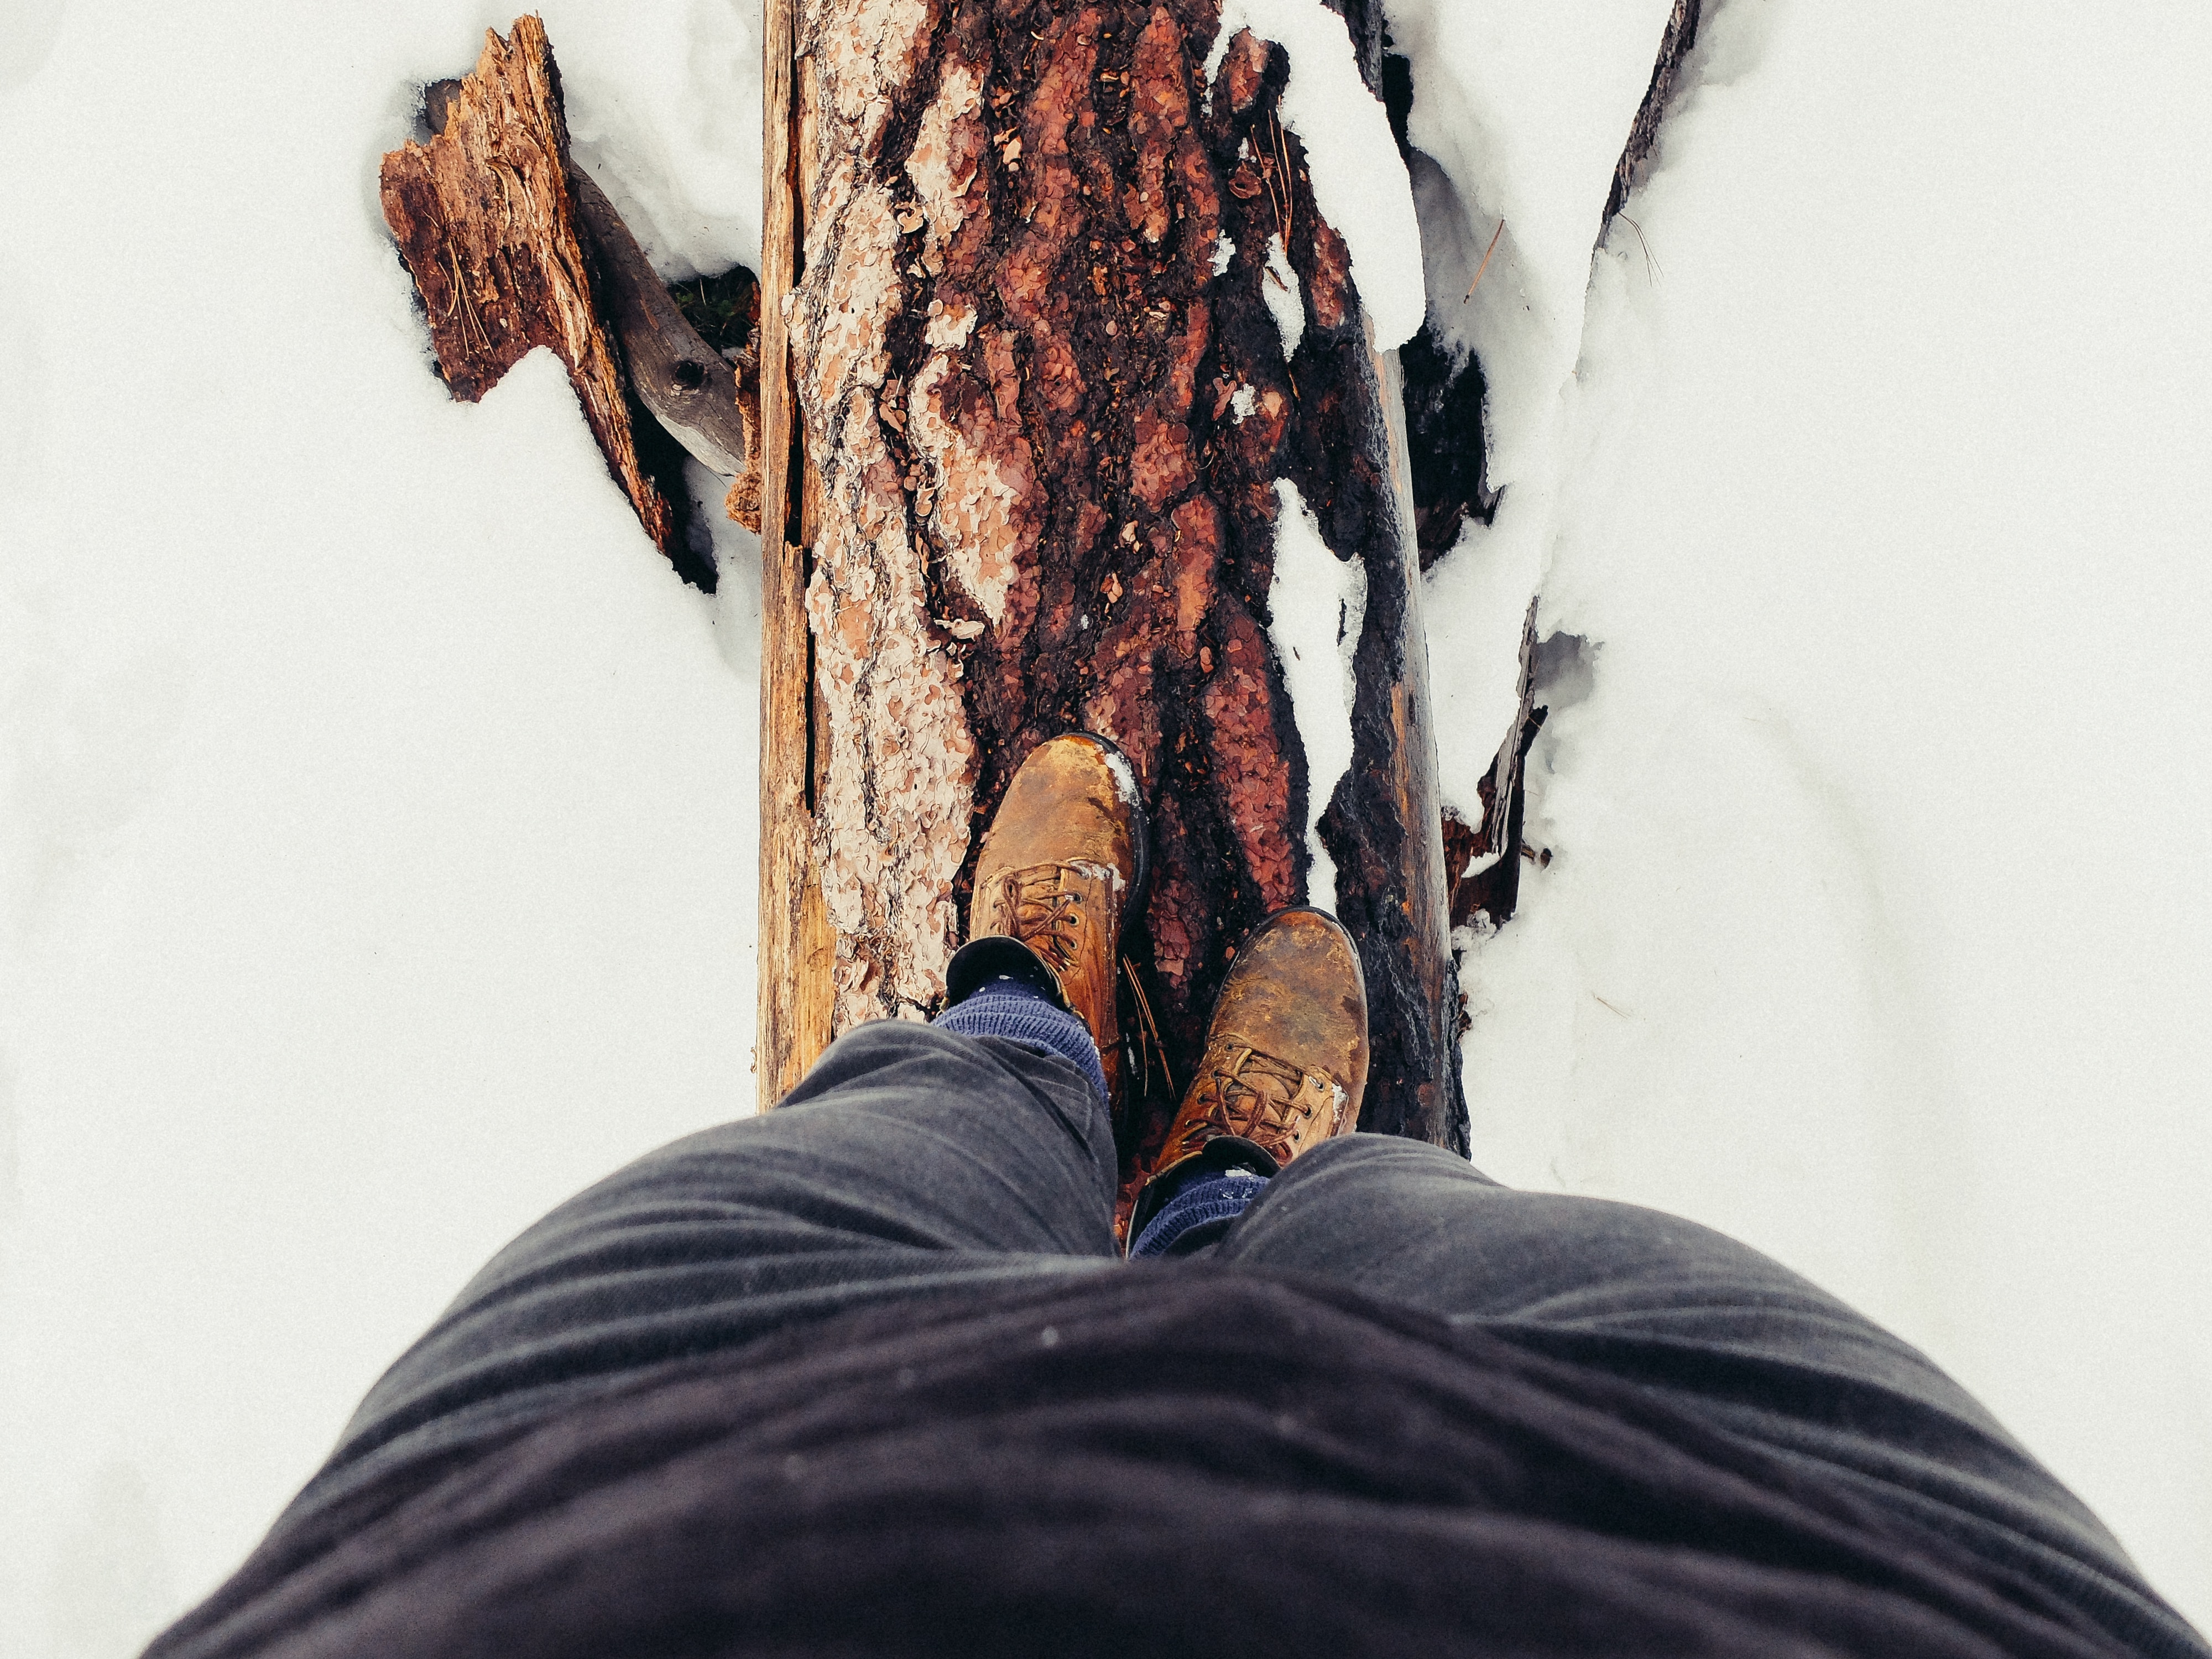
[549,0,767,278]
[1265,480,1365,916]
[3,0,2210,1651]
[1390,0,1674,487]
[1207,0,1427,348]
[1391,0,1677,801]
[0,5,761,1654]
[1260,237,1306,357]
[1399,0,2212,1632]
[1099,743,1140,813]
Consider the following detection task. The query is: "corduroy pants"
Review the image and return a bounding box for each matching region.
[287,1019,2196,1657]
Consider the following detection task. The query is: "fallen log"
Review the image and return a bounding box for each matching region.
[757,0,1467,1168]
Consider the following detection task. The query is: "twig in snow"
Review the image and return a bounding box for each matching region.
[1464,218,1505,300]
[1122,958,1171,1103]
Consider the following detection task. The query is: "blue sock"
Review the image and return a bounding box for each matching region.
[1130,1169,1269,1258]
[932,975,1109,1106]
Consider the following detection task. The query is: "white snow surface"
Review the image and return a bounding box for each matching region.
[4,0,2211,1652]
[1261,237,1306,358]
[556,0,766,277]
[0,4,762,1654]
[1405,0,2212,1634]
[1391,0,1675,488]
[1208,0,1426,348]
[1391,0,1678,800]
[1265,479,1365,916]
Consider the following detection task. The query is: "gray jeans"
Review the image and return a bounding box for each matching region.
[300,1019,2195,1656]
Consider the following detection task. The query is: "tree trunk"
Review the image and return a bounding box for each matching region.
[757,0,1466,1161]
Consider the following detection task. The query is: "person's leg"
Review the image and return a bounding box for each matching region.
[1218,1135,2189,1656]
[295,1013,1116,1526]
[290,732,1150,1525]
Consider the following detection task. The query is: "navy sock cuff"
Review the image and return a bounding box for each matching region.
[933,980,1109,1106]
[1130,1169,1269,1258]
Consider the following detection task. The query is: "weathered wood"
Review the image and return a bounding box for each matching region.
[750,0,836,1102]
[764,0,1463,1161]
[1321,331,1463,1150]
[1444,597,1542,932]
[380,19,677,559]
[1606,0,1703,224]
[568,168,754,487]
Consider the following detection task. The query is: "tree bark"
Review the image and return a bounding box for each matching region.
[380,19,681,561]
[1443,597,1541,932]
[1606,0,1704,225]
[764,0,1464,1160]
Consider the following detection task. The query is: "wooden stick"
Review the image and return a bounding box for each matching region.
[570,167,754,486]
[750,0,831,1103]
[1464,217,1504,300]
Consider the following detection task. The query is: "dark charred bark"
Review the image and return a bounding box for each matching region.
[1446,597,1544,932]
[1401,320,1498,570]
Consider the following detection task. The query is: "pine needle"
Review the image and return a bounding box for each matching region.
[1464,217,1505,300]
[1619,213,1661,284]
[1122,958,1170,1102]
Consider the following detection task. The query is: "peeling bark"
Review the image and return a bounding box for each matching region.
[380,20,680,562]
[782,0,1463,1154]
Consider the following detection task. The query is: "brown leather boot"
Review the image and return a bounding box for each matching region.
[965,733,1146,1105]
[1126,908,1369,1244]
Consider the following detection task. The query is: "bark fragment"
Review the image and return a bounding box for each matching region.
[380,19,679,560]
[1446,597,1543,932]
[1606,0,1704,223]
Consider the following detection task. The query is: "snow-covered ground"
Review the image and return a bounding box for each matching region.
[1415,0,2212,1631]
[2,0,2206,1652]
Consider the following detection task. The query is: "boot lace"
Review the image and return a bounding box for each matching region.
[1207,1046,1316,1135]
[1000,864,1084,972]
